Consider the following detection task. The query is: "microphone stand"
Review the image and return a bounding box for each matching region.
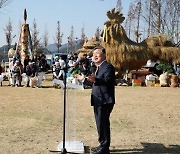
[49,61,81,154]
[61,61,68,154]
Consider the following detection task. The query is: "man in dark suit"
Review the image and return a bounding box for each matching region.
[76,46,115,154]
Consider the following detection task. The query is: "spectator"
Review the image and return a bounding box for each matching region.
[23,55,30,73]
[59,55,66,70]
[53,56,59,65]
[0,65,2,86]
[70,63,81,78]
[52,61,64,88]
[37,55,47,87]
[73,53,79,64]
[176,65,180,76]
[79,53,90,66]
[13,52,21,65]
[11,60,22,87]
[24,61,37,87]
[39,54,47,73]
[68,56,75,68]
[53,62,64,80]
[79,61,90,76]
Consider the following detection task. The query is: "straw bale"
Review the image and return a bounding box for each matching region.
[77,36,101,57]
[77,48,93,57]
[82,36,101,49]
[148,46,180,62]
[144,35,166,47]
[102,41,148,73]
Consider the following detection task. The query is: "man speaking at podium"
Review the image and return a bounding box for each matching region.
[76,46,115,154]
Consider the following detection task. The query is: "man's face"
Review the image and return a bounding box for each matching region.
[93,49,106,65]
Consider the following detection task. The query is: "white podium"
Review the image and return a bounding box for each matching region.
[53,79,84,153]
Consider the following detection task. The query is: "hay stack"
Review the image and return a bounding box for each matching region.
[143,35,180,62]
[77,36,101,57]
[102,41,147,73]
[147,46,180,62]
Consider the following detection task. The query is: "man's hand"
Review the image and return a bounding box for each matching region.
[88,74,96,83]
[75,74,85,81]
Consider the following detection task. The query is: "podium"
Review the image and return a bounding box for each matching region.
[53,79,84,153]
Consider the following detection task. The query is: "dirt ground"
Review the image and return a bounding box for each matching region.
[0,74,180,154]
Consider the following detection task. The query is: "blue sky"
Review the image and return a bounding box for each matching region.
[0,0,132,47]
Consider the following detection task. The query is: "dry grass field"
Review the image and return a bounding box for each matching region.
[0,74,180,154]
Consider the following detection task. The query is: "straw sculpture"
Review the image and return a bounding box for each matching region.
[101,8,148,73]
[101,8,180,73]
[78,8,180,73]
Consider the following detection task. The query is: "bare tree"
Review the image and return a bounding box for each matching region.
[3,18,12,50]
[80,26,86,45]
[134,0,142,43]
[95,27,101,40]
[142,0,160,35]
[142,0,179,43]
[0,0,12,10]
[153,0,163,33]
[42,24,49,53]
[68,26,74,54]
[162,0,180,43]
[125,2,136,39]
[116,0,122,12]
[54,21,63,53]
[143,0,153,36]
[143,0,166,34]
[31,18,41,55]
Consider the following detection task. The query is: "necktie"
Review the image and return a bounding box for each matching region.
[95,65,99,76]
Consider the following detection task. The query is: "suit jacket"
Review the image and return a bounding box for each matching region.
[91,61,115,106]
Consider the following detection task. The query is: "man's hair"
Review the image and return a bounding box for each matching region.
[93,46,106,54]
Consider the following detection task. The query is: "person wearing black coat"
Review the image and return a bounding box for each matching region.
[76,46,115,154]
[25,62,37,87]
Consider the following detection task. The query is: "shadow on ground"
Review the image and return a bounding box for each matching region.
[84,143,180,154]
